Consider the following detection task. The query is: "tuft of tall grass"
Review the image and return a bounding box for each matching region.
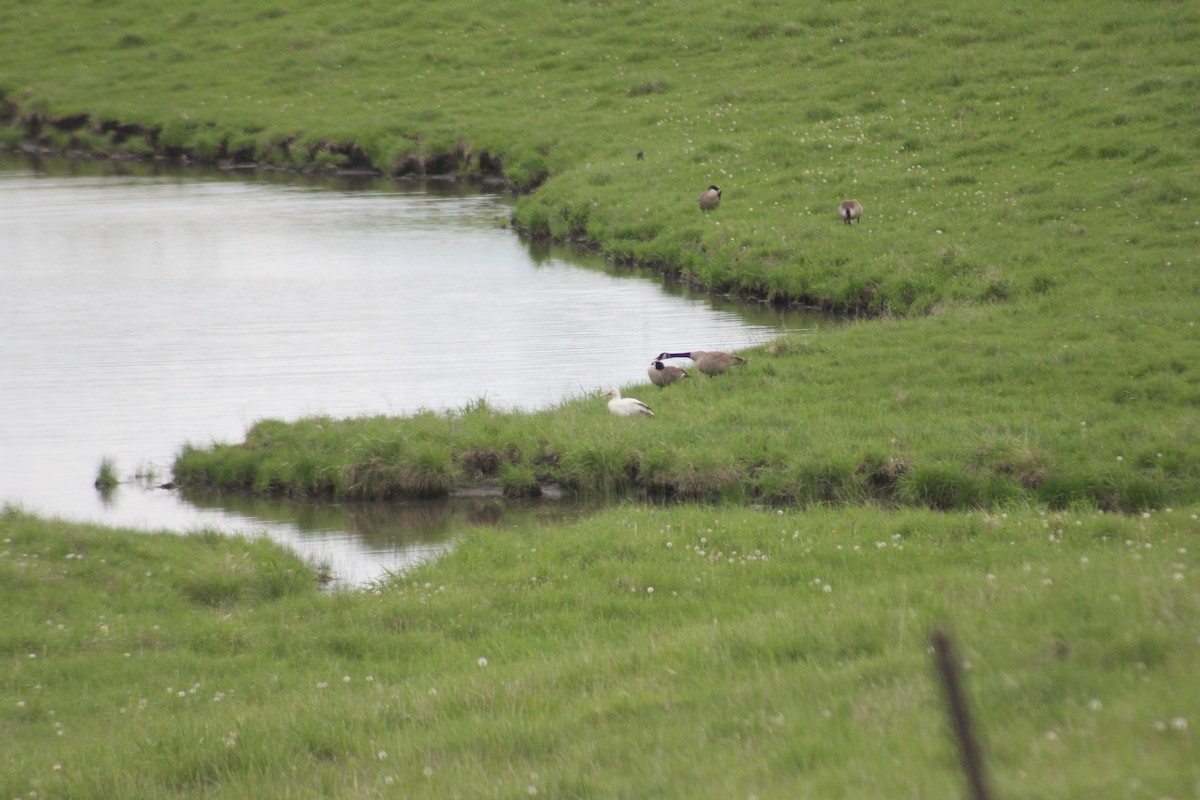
[93,455,120,490]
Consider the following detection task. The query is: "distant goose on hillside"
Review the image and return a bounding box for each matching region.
[655,350,745,377]
[648,359,690,387]
[838,199,863,225]
[607,388,654,417]
[698,185,722,211]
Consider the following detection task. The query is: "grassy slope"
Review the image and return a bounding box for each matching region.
[2,1,1198,310]
[2,506,1197,798]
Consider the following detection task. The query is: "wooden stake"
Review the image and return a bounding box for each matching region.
[931,629,993,800]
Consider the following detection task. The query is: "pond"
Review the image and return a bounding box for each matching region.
[0,154,823,586]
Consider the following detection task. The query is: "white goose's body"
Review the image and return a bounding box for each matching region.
[607,388,654,417]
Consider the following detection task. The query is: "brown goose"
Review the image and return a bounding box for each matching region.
[838,199,863,225]
[698,185,722,211]
[648,359,690,387]
[656,350,744,377]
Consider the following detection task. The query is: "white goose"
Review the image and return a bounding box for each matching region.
[606,388,654,417]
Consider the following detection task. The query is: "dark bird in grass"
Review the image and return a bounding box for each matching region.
[656,350,744,377]
[838,199,863,225]
[698,185,722,211]
[636,150,645,161]
[648,359,690,387]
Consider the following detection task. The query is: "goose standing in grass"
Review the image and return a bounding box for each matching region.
[838,199,863,225]
[656,350,745,377]
[607,388,654,417]
[647,359,690,387]
[698,185,722,211]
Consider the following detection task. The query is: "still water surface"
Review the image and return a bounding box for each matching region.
[0,157,816,585]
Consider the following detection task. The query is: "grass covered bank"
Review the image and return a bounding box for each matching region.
[2,505,1197,797]
[2,0,1197,312]
[5,0,1195,503]
[172,296,1200,510]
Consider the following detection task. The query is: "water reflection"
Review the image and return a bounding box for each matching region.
[0,154,823,585]
[179,489,589,588]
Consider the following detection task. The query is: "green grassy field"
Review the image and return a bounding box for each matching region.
[2,505,1197,798]
[3,0,1200,795]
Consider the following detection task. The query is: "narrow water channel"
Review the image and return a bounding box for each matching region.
[0,155,821,585]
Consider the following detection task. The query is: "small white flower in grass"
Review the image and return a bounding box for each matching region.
[478,657,488,668]
[1116,456,1123,462]
[1171,717,1188,732]
[316,681,329,689]
[423,765,435,777]
[1044,730,1058,741]
[378,750,388,760]
[1088,699,1102,711]
[343,675,351,683]
[1154,720,1168,732]
[823,584,832,593]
